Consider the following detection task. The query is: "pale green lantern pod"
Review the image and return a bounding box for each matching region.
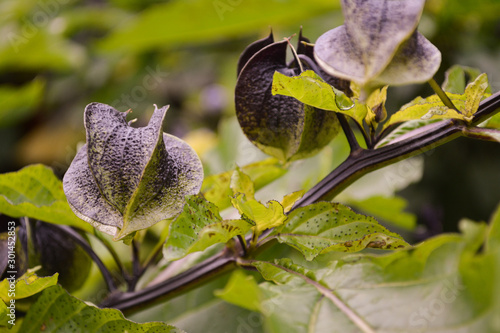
[63,103,203,240]
[314,0,441,100]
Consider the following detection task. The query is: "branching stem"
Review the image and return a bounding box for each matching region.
[337,113,362,153]
[101,90,500,314]
[54,225,118,292]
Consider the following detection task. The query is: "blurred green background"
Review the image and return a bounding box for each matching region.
[1,0,500,233]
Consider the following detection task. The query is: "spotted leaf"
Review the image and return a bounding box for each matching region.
[163,195,254,261]
[274,202,408,260]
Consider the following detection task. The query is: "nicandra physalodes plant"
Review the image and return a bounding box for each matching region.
[63,103,203,240]
[235,31,350,163]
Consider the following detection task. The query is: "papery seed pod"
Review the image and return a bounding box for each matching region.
[63,103,203,240]
[32,222,91,292]
[314,0,440,99]
[235,32,342,162]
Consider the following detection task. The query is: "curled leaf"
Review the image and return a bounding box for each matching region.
[63,103,203,240]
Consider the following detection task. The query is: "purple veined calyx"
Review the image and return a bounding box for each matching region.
[63,102,204,241]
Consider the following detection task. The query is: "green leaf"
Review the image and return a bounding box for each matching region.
[482,112,500,130]
[214,270,263,313]
[271,70,353,113]
[63,103,203,240]
[99,0,339,53]
[486,204,500,330]
[0,79,44,128]
[19,285,182,332]
[249,219,499,332]
[0,269,58,303]
[231,193,287,234]
[0,300,8,327]
[345,195,416,230]
[0,31,82,72]
[0,165,93,233]
[275,202,408,260]
[487,203,500,251]
[201,158,287,209]
[442,65,483,94]
[163,195,253,261]
[464,73,489,118]
[382,94,467,131]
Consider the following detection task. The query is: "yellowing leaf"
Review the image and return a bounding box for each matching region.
[281,190,306,213]
[464,73,489,118]
[272,70,353,112]
[365,86,388,126]
[231,193,287,234]
[442,65,483,94]
[201,158,287,209]
[230,166,254,200]
[383,94,467,131]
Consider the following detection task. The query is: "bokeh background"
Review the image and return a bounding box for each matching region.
[1,0,500,234]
